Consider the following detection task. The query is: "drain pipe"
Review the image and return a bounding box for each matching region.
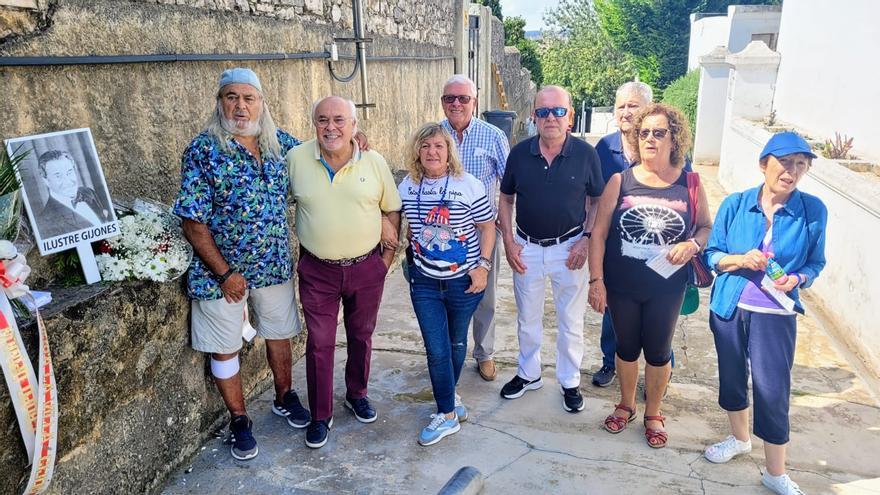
[354,0,371,120]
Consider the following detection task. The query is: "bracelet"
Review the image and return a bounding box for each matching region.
[588,276,603,284]
[688,238,701,251]
[477,256,492,272]
[216,268,234,284]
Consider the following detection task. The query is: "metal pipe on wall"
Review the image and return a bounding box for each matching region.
[353,0,370,120]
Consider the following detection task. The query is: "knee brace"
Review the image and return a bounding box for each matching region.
[210,356,240,380]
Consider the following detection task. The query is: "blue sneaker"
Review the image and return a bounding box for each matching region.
[418,413,460,446]
[305,417,333,449]
[345,396,377,423]
[272,389,311,428]
[454,394,468,422]
[228,415,258,460]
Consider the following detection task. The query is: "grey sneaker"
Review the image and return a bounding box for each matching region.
[454,394,468,422]
[591,365,615,387]
[705,435,752,463]
[761,473,805,495]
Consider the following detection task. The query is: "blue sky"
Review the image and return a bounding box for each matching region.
[502,0,560,31]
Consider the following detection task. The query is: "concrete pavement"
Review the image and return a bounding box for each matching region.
[162,166,880,494]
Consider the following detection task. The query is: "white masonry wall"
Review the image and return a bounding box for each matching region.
[688,14,730,70]
[773,0,880,161]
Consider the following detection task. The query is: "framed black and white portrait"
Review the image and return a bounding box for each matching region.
[5,128,119,255]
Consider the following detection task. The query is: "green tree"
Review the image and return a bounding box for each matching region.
[661,69,700,138]
[540,0,634,109]
[475,0,503,20]
[504,16,543,84]
[594,0,780,90]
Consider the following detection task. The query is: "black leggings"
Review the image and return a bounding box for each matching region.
[606,288,686,366]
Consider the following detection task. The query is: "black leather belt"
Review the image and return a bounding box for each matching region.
[304,245,378,266]
[516,225,583,247]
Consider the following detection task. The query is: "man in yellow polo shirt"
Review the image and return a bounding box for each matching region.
[288,95,401,449]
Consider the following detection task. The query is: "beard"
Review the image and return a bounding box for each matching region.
[220,115,261,137]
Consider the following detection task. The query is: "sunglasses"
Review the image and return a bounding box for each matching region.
[534,107,568,119]
[638,128,669,140]
[441,94,473,104]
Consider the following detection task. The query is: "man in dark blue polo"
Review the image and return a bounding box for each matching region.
[591,81,688,388]
[497,86,605,413]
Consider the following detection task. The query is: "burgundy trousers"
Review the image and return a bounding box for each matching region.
[297,249,387,421]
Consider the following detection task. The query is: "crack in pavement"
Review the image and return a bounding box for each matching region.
[470,420,751,489]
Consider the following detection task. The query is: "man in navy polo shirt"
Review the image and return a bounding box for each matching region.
[591,81,688,388]
[497,86,605,413]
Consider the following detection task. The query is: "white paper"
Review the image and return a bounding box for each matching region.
[760,275,796,312]
[242,305,257,342]
[21,291,52,311]
[645,247,687,279]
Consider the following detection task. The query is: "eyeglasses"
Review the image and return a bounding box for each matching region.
[638,128,669,140]
[777,157,811,173]
[441,95,473,104]
[315,116,349,128]
[534,107,568,119]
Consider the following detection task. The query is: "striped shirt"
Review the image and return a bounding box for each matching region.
[441,117,509,213]
[399,173,493,279]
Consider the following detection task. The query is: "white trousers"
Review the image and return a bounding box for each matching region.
[512,233,588,389]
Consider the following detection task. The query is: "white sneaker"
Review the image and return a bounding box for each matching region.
[704,435,752,463]
[762,473,805,495]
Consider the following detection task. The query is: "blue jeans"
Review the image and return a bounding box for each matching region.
[600,312,676,369]
[409,266,484,414]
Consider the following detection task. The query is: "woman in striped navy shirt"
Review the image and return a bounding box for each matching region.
[399,123,496,446]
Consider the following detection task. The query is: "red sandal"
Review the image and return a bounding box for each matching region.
[644,415,668,448]
[603,404,636,434]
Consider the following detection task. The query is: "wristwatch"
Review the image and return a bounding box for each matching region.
[477,256,493,271]
[216,268,234,284]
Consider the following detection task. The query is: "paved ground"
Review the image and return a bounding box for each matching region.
[163,166,880,494]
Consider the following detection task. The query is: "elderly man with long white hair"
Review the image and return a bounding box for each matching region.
[174,68,310,461]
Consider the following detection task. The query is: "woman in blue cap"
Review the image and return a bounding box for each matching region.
[702,132,827,495]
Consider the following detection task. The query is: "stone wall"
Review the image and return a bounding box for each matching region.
[0,0,457,492]
[488,15,535,142]
[499,45,537,140]
[0,281,306,494]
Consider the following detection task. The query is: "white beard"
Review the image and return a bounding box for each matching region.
[221,116,261,137]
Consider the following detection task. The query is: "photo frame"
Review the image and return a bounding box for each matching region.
[4,128,119,256]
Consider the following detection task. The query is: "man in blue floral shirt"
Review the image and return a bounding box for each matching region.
[174,68,310,461]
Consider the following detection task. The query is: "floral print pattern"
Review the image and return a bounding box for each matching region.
[174,130,300,300]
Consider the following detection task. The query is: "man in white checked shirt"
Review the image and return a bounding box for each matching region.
[439,74,510,382]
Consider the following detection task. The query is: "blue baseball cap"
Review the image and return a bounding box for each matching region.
[760,131,817,160]
[218,68,262,93]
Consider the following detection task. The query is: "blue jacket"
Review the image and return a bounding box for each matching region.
[704,185,827,319]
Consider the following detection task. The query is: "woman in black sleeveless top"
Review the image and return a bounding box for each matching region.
[588,103,712,448]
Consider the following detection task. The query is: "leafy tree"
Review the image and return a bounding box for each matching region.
[475,0,503,20]
[540,0,634,109]
[504,16,543,84]
[661,69,700,138]
[594,0,780,90]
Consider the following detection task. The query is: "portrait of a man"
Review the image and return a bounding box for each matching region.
[36,149,113,239]
[5,128,117,254]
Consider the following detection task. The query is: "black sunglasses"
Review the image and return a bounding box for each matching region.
[534,107,568,118]
[441,94,473,104]
[638,128,669,140]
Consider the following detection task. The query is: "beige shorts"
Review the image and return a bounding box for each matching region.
[190,280,301,354]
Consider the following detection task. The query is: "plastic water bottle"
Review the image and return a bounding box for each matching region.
[765,255,787,281]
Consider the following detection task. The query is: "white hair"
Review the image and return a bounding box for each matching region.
[442,74,477,97]
[615,81,653,105]
[204,98,282,160]
[311,96,358,127]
